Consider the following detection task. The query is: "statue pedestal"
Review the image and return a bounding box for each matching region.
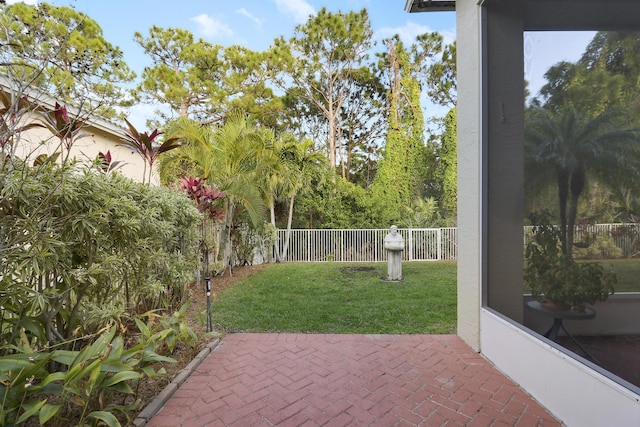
[384,249,403,282]
[383,226,404,282]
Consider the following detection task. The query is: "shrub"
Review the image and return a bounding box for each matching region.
[0,161,200,349]
[573,234,623,259]
[524,212,616,311]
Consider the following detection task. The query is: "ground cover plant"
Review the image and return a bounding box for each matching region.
[210,262,457,334]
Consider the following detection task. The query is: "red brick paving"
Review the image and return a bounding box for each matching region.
[147,334,561,426]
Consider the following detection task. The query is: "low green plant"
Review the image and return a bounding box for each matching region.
[0,306,198,426]
[136,300,198,355]
[573,234,623,259]
[524,213,616,311]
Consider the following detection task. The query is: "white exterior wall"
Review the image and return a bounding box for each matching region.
[455,0,640,424]
[456,0,484,351]
[482,308,640,426]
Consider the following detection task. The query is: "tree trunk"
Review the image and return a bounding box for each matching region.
[281,193,296,261]
[556,167,570,257]
[270,202,281,263]
[219,200,234,275]
[566,168,586,259]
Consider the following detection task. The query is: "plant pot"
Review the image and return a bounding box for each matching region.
[540,299,572,312]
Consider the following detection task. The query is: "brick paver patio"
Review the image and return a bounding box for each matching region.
[145,334,561,426]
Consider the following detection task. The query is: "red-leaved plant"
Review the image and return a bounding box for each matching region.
[96,150,124,173]
[179,176,225,220]
[119,118,182,184]
[42,102,86,162]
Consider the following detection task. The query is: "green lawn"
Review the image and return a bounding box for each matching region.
[211,261,457,334]
[598,259,640,292]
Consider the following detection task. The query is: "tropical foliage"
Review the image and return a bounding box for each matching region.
[526,31,640,259]
[119,118,182,185]
[0,81,200,424]
[0,4,464,421]
[524,213,616,311]
[525,107,640,258]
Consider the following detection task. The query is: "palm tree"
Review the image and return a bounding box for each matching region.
[167,112,269,271]
[279,138,326,261]
[254,133,295,262]
[525,107,640,258]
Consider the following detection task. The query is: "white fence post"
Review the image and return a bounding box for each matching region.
[409,230,413,261]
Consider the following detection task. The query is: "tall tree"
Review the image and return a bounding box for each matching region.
[579,32,640,117]
[0,2,135,119]
[525,107,640,258]
[135,27,282,128]
[426,41,457,108]
[134,26,225,123]
[436,108,457,220]
[338,67,386,183]
[269,7,375,174]
[278,138,326,260]
[528,31,640,249]
[371,33,444,224]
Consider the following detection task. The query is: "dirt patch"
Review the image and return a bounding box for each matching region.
[134,264,267,418]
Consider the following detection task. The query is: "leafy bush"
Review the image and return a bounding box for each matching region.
[0,306,197,426]
[573,234,623,259]
[524,212,616,311]
[294,176,385,228]
[0,161,200,349]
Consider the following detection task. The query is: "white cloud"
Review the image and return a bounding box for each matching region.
[237,8,264,29]
[377,21,455,47]
[273,0,315,24]
[6,0,38,4]
[190,14,234,39]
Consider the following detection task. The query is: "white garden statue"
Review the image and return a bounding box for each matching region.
[383,225,404,281]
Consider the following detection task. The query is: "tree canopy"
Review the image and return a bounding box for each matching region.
[526,31,640,257]
[3,2,459,230]
[0,2,135,118]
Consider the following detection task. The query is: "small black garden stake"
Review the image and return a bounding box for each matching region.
[205,275,213,332]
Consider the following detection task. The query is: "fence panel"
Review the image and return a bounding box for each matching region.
[525,223,640,259]
[277,223,639,263]
[276,228,457,262]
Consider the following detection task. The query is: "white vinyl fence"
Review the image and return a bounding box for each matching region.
[276,223,640,263]
[276,228,458,262]
[524,222,640,258]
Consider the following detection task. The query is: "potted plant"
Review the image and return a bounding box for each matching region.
[524,213,616,312]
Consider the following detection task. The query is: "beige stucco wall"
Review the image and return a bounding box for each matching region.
[11,111,156,185]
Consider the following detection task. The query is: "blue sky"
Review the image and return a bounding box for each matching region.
[9,0,457,126]
[39,0,457,74]
[8,0,596,128]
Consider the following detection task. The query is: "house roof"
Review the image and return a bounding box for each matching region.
[404,0,456,13]
[0,74,127,138]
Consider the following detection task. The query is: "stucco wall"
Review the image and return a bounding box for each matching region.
[13,112,156,185]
